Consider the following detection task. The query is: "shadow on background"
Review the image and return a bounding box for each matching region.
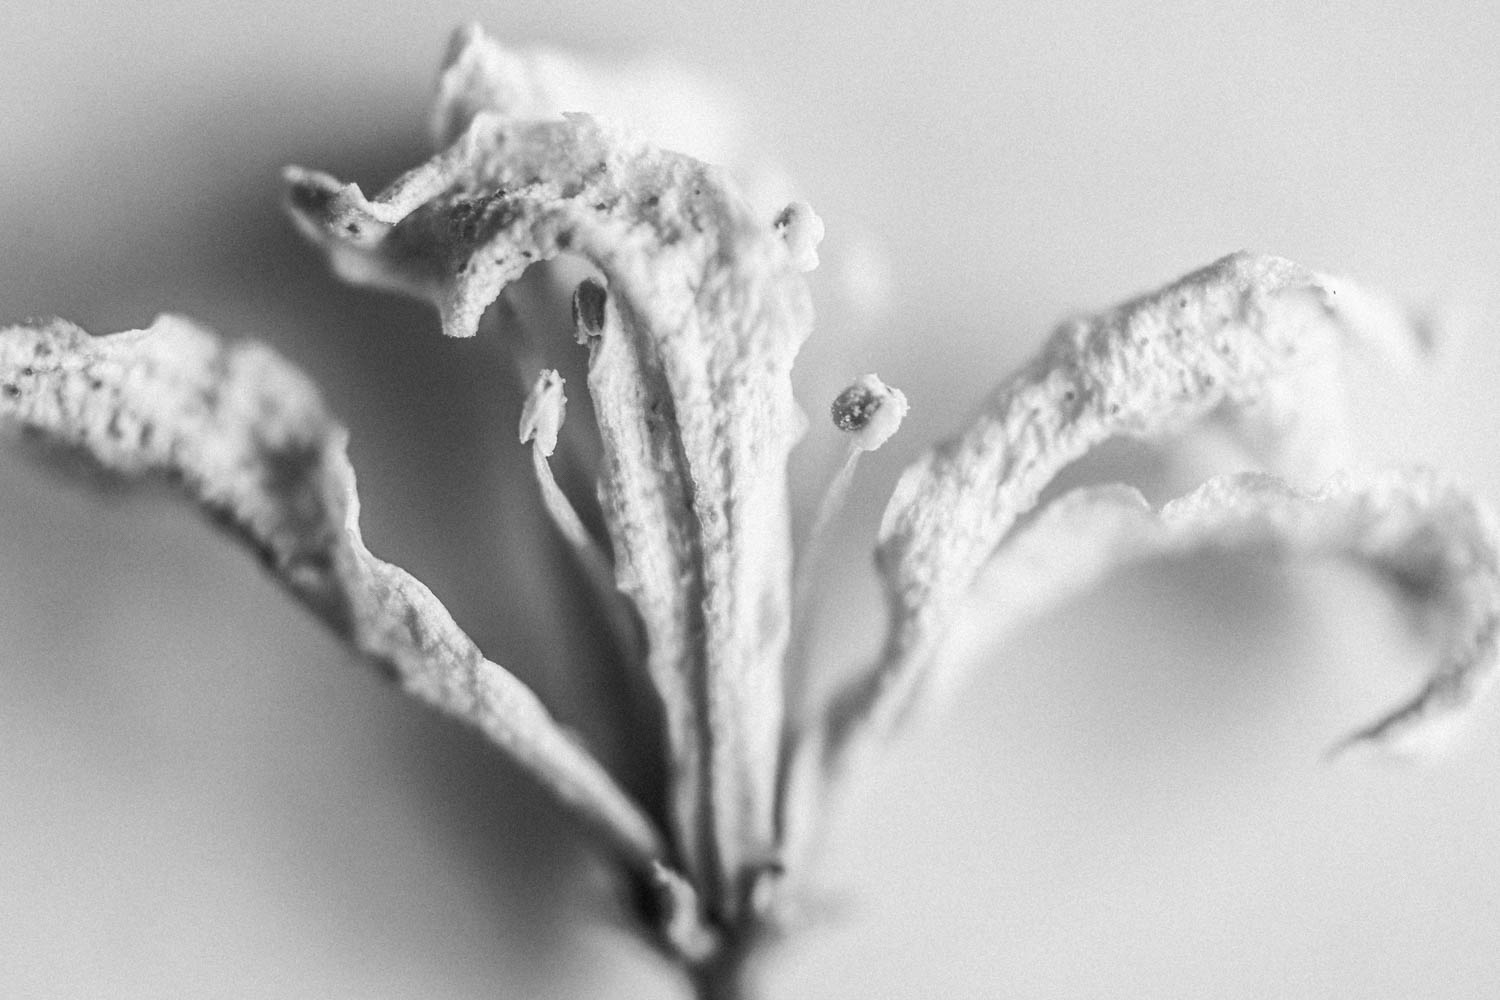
[0,75,675,998]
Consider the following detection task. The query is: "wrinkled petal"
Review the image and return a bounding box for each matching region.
[283,113,809,342]
[577,284,711,891]
[938,470,1500,753]
[836,252,1428,751]
[0,315,666,871]
[432,23,747,169]
[286,112,813,913]
[430,24,794,219]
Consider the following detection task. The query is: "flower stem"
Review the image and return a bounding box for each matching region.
[688,944,763,1000]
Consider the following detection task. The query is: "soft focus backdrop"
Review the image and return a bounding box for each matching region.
[4,2,1500,997]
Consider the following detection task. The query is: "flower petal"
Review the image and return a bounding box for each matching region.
[286,113,813,914]
[0,315,666,870]
[931,470,1500,753]
[840,252,1429,750]
[576,283,712,889]
[432,23,746,168]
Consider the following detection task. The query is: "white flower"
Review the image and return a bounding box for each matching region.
[2,24,1495,998]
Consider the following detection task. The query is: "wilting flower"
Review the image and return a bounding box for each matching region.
[2,25,1496,998]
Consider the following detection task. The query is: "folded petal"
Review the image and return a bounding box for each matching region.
[936,470,1500,752]
[432,23,746,168]
[576,284,713,889]
[0,315,665,870]
[839,252,1428,750]
[286,113,813,914]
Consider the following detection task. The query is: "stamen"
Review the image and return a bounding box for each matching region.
[572,277,608,344]
[520,368,619,590]
[830,373,908,452]
[806,374,909,570]
[520,369,567,459]
[790,373,908,657]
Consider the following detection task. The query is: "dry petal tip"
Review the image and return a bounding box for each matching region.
[282,167,394,237]
[432,23,560,145]
[441,20,487,70]
[774,201,825,272]
[1328,638,1499,762]
[831,373,907,452]
[1306,271,1437,368]
[1322,716,1457,765]
[430,21,750,169]
[1325,710,1464,764]
[520,369,566,457]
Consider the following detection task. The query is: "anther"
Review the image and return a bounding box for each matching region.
[572,278,608,344]
[519,369,566,457]
[830,373,908,451]
[774,201,825,273]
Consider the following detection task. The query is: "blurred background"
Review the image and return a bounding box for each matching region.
[4,2,1500,997]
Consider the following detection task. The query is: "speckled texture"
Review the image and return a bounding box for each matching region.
[0,315,665,872]
[580,285,713,900]
[830,252,1435,753]
[284,105,815,920]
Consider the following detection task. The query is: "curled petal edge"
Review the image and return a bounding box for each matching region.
[834,251,1430,754]
[285,111,813,915]
[0,315,667,874]
[950,470,1500,755]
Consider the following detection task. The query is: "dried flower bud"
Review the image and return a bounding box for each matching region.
[519,369,566,456]
[831,373,907,451]
[774,200,825,273]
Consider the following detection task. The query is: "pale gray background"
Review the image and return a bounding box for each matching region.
[3,2,1500,997]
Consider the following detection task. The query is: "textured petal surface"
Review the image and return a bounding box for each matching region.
[286,112,813,913]
[578,286,712,890]
[0,315,665,870]
[431,23,747,169]
[952,470,1500,752]
[837,252,1428,749]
